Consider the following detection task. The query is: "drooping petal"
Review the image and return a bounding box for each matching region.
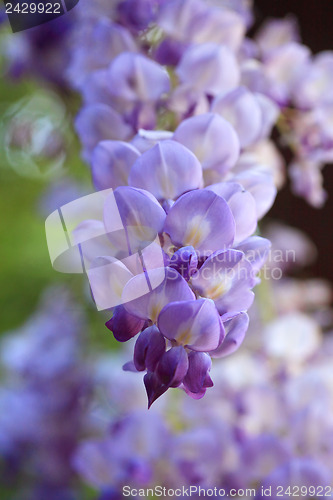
[91,141,140,191]
[156,346,189,388]
[158,298,224,352]
[123,267,195,321]
[129,140,203,200]
[206,182,257,244]
[106,305,145,342]
[169,246,198,281]
[164,190,235,255]
[108,52,170,103]
[183,351,213,394]
[210,312,249,358]
[134,326,166,372]
[173,113,240,176]
[191,249,255,315]
[144,372,168,408]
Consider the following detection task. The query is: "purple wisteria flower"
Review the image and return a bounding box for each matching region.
[67,135,271,405]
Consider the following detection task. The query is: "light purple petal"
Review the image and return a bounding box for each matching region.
[292,52,333,108]
[81,69,115,106]
[129,140,203,200]
[158,0,245,49]
[231,168,277,219]
[176,43,240,96]
[289,160,327,208]
[235,236,271,274]
[157,0,207,42]
[75,104,133,160]
[255,16,300,56]
[191,249,255,315]
[88,256,134,311]
[167,84,209,118]
[210,312,249,357]
[164,189,235,255]
[108,52,170,103]
[91,141,140,191]
[104,187,166,254]
[206,182,257,244]
[123,267,195,321]
[263,43,310,105]
[173,113,240,175]
[67,19,138,90]
[158,298,224,352]
[212,87,262,148]
[255,93,280,140]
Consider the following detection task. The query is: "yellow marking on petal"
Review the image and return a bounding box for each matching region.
[176,325,192,346]
[112,277,125,300]
[149,301,162,323]
[184,215,210,248]
[206,281,228,300]
[203,275,232,301]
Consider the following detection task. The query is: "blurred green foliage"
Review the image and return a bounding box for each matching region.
[0,76,120,353]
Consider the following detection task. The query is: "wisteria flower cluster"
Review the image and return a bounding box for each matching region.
[73,138,271,406]
[61,0,284,406]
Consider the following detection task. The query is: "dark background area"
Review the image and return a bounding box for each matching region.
[254,0,333,283]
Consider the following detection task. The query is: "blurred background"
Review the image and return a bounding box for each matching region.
[254,0,333,283]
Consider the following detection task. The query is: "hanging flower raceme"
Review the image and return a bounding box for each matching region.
[70,137,271,406]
